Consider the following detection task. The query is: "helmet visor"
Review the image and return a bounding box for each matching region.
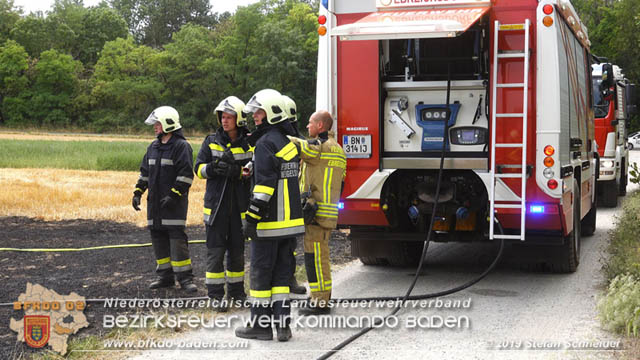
[244,96,263,114]
[144,112,158,125]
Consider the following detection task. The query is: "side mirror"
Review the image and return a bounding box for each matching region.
[600,63,615,91]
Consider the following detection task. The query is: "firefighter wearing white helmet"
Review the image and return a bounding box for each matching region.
[194,96,252,311]
[132,106,196,293]
[235,89,304,342]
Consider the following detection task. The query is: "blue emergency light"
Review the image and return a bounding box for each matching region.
[322,0,328,9]
[338,202,344,210]
[529,205,545,214]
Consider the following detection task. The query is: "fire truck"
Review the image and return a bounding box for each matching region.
[316,0,597,273]
[591,63,636,207]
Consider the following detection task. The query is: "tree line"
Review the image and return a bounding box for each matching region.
[0,0,319,133]
[0,0,637,133]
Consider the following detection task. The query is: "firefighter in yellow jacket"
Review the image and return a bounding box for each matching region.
[289,110,346,315]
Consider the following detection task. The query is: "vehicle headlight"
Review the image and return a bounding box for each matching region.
[601,160,615,169]
[450,127,487,145]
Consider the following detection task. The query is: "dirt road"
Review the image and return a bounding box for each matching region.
[126,152,640,360]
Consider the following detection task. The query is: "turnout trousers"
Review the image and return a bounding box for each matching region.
[249,237,295,328]
[150,227,193,283]
[205,198,245,299]
[304,224,332,303]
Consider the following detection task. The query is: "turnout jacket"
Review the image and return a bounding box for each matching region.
[246,124,305,239]
[135,130,194,228]
[290,131,346,229]
[194,127,253,225]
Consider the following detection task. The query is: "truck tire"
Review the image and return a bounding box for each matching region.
[629,143,634,150]
[581,185,597,237]
[359,256,386,266]
[387,241,422,267]
[552,179,581,273]
[601,180,618,207]
[619,158,627,196]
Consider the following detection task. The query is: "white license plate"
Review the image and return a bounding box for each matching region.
[343,135,371,159]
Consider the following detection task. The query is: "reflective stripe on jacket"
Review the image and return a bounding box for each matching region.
[290,131,346,229]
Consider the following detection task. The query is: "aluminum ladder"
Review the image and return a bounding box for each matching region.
[489,19,531,241]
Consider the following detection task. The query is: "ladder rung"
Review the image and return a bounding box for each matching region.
[496,173,523,178]
[499,24,526,31]
[496,83,525,88]
[493,234,523,240]
[495,113,525,118]
[498,52,526,59]
[495,143,523,148]
[494,204,523,209]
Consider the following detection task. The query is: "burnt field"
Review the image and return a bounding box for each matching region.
[0,216,353,358]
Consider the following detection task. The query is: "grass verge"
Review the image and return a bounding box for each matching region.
[598,191,640,358]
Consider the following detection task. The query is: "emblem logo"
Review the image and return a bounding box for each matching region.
[24,315,50,348]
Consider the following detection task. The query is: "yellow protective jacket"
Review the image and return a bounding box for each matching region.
[290,131,346,229]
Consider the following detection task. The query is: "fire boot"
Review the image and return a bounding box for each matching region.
[298,303,331,316]
[276,326,292,342]
[289,275,306,295]
[179,279,197,293]
[149,276,175,290]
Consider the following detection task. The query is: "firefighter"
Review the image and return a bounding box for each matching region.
[132,106,196,293]
[288,110,346,315]
[281,94,307,295]
[194,96,252,311]
[235,89,305,342]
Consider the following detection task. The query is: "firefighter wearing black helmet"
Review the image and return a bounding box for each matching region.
[132,106,196,293]
[194,96,253,311]
[235,89,304,342]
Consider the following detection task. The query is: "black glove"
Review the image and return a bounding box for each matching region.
[220,148,235,164]
[213,161,241,178]
[159,192,180,209]
[132,195,141,211]
[302,198,318,225]
[244,220,258,240]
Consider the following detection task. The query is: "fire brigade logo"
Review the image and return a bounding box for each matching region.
[24,315,50,348]
[379,0,393,6]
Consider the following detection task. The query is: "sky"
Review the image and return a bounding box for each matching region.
[12,0,261,15]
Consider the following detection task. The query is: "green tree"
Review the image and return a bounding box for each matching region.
[77,6,128,65]
[30,49,82,126]
[91,37,162,131]
[10,15,75,57]
[0,0,21,44]
[0,40,29,125]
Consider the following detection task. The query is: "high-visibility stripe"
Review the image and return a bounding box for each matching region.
[197,164,207,179]
[161,158,174,166]
[283,179,290,220]
[247,212,261,221]
[275,142,298,161]
[315,242,324,291]
[148,159,156,165]
[323,168,333,203]
[301,141,319,158]
[171,188,182,196]
[171,259,191,267]
[256,225,305,238]
[249,205,260,213]
[176,176,192,184]
[147,220,154,226]
[233,152,253,160]
[316,213,338,219]
[204,207,212,215]
[250,289,271,298]
[135,187,144,193]
[256,218,304,230]
[205,271,225,284]
[272,286,289,294]
[277,179,285,222]
[161,219,186,226]
[226,270,244,278]
[320,153,347,161]
[209,143,225,151]
[253,192,271,202]
[241,212,246,220]
[253,185,275,195]
[156,257,170,265]
[138,176,148,182]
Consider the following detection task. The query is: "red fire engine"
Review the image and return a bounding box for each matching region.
[316,0,597,272]
[591,63,635,207]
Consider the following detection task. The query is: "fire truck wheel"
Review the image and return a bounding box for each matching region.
[387,241,422,267]
[581,188,597,237]
[359,256,386,266]
[601,180,618,207]
[556,179,581,273]
[619,159,627,196]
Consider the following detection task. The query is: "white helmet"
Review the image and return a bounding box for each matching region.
[244,89,287,125]
[215,96,247,127]
[145,106,181,133]
[282,95,297,123]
